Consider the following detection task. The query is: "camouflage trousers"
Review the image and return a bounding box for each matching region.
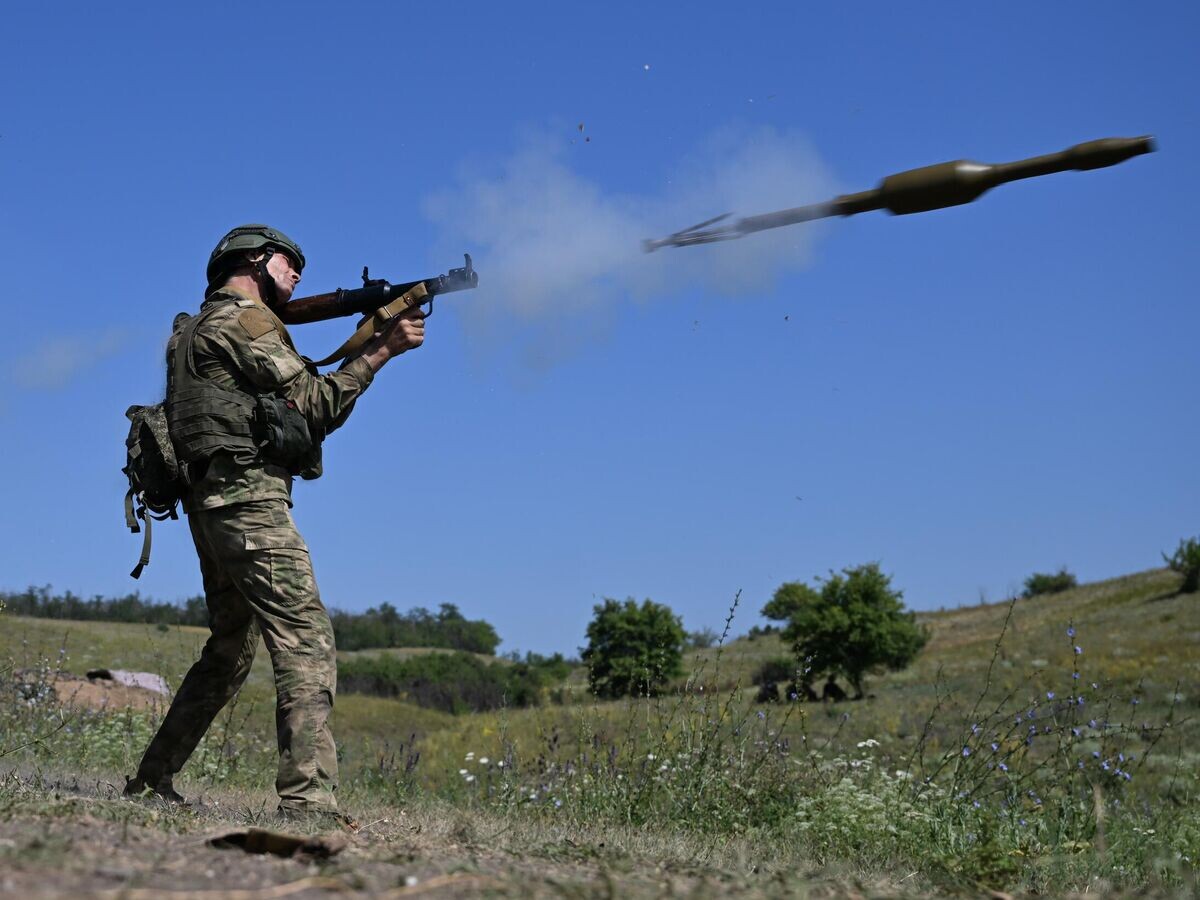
[134,500,339,812]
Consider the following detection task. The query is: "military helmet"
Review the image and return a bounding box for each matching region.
[206,224,306,285]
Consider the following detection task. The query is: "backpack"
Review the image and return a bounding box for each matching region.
[123,402,184,579]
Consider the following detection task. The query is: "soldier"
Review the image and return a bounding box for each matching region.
[124,225,425,820]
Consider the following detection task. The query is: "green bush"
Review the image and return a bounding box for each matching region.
[337,651,555,713]
[1021,567,1077,598]
[582,598,685,699]
[331,602,500,654]
[686,627,719,650]
[1162,536,1200,593]
[762,563,927,698]
[752,656,796,686]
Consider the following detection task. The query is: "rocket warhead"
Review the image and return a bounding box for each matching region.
[643,135,1157,251]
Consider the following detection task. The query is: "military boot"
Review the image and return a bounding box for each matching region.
[123,773,187,805]
[276,804,359,833]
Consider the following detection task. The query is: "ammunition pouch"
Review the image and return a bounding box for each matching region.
[253,394,323,480]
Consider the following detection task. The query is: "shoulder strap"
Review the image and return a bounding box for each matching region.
[307,282,428,368]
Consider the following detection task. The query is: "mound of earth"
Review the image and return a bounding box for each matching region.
[14,669,169,712]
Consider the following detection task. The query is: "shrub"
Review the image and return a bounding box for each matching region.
[581,598,685,699]
[753,656,797,686]
[1162,536,1200,593]
[762,563,927,698]
[685,627,719,650]
[331,602,500,654]
[337,651,555,713]
[745,624,779,641]
[1021,567,1077,598]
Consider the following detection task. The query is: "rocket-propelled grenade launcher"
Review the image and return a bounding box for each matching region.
[278,253,479,325]
[643,136,1156,252]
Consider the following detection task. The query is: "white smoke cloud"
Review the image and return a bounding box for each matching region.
[10,328,131,390]
[423,126,840,367]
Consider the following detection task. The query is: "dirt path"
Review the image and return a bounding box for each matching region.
[0,778,763,899]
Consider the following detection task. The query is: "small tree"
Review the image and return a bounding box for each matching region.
[1022,567,1077,598]
[761,563,927,699]
[685,627,719,650]
[1163,537,1200,593]
[582,598,685,699]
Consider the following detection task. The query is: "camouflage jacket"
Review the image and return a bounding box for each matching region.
[171,287,374,512]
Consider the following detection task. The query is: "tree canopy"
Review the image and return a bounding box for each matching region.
[582,598,685,699]
[762,563,927,698]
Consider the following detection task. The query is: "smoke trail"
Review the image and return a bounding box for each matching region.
[8,328,131,391]
[423,126,839,365]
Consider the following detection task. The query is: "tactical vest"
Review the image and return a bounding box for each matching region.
[166,301,261,474]
[166,299,321,480]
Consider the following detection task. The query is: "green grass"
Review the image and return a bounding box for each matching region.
[2,567,1197,896]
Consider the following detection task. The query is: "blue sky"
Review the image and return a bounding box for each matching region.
[1,2,1195,654]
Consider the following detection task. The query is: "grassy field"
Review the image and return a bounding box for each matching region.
[1,568,1197,897]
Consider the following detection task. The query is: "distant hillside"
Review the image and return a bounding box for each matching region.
[678,567,1196,698]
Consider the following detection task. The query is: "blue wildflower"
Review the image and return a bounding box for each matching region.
[999,763,1009,772]
[1066,626,1076,638]
[1071,728,1081,737]
[1046,691,1055,700]
[962,747,971,757]
[1072,672,1080,680]
[990,742,999,752]
[1101,761,1111,771]
[756,710,766,720]
[1088,720,1098,729]
[1092,751,1101,758]
[1074,646,1082,655]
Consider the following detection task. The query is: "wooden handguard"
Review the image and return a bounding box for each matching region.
[307,282,429,368]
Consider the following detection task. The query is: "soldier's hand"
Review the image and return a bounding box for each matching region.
[382,313,425,356]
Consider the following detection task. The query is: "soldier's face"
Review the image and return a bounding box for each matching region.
[265,250,301,304]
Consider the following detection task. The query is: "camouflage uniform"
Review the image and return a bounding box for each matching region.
[133,286,374,813]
